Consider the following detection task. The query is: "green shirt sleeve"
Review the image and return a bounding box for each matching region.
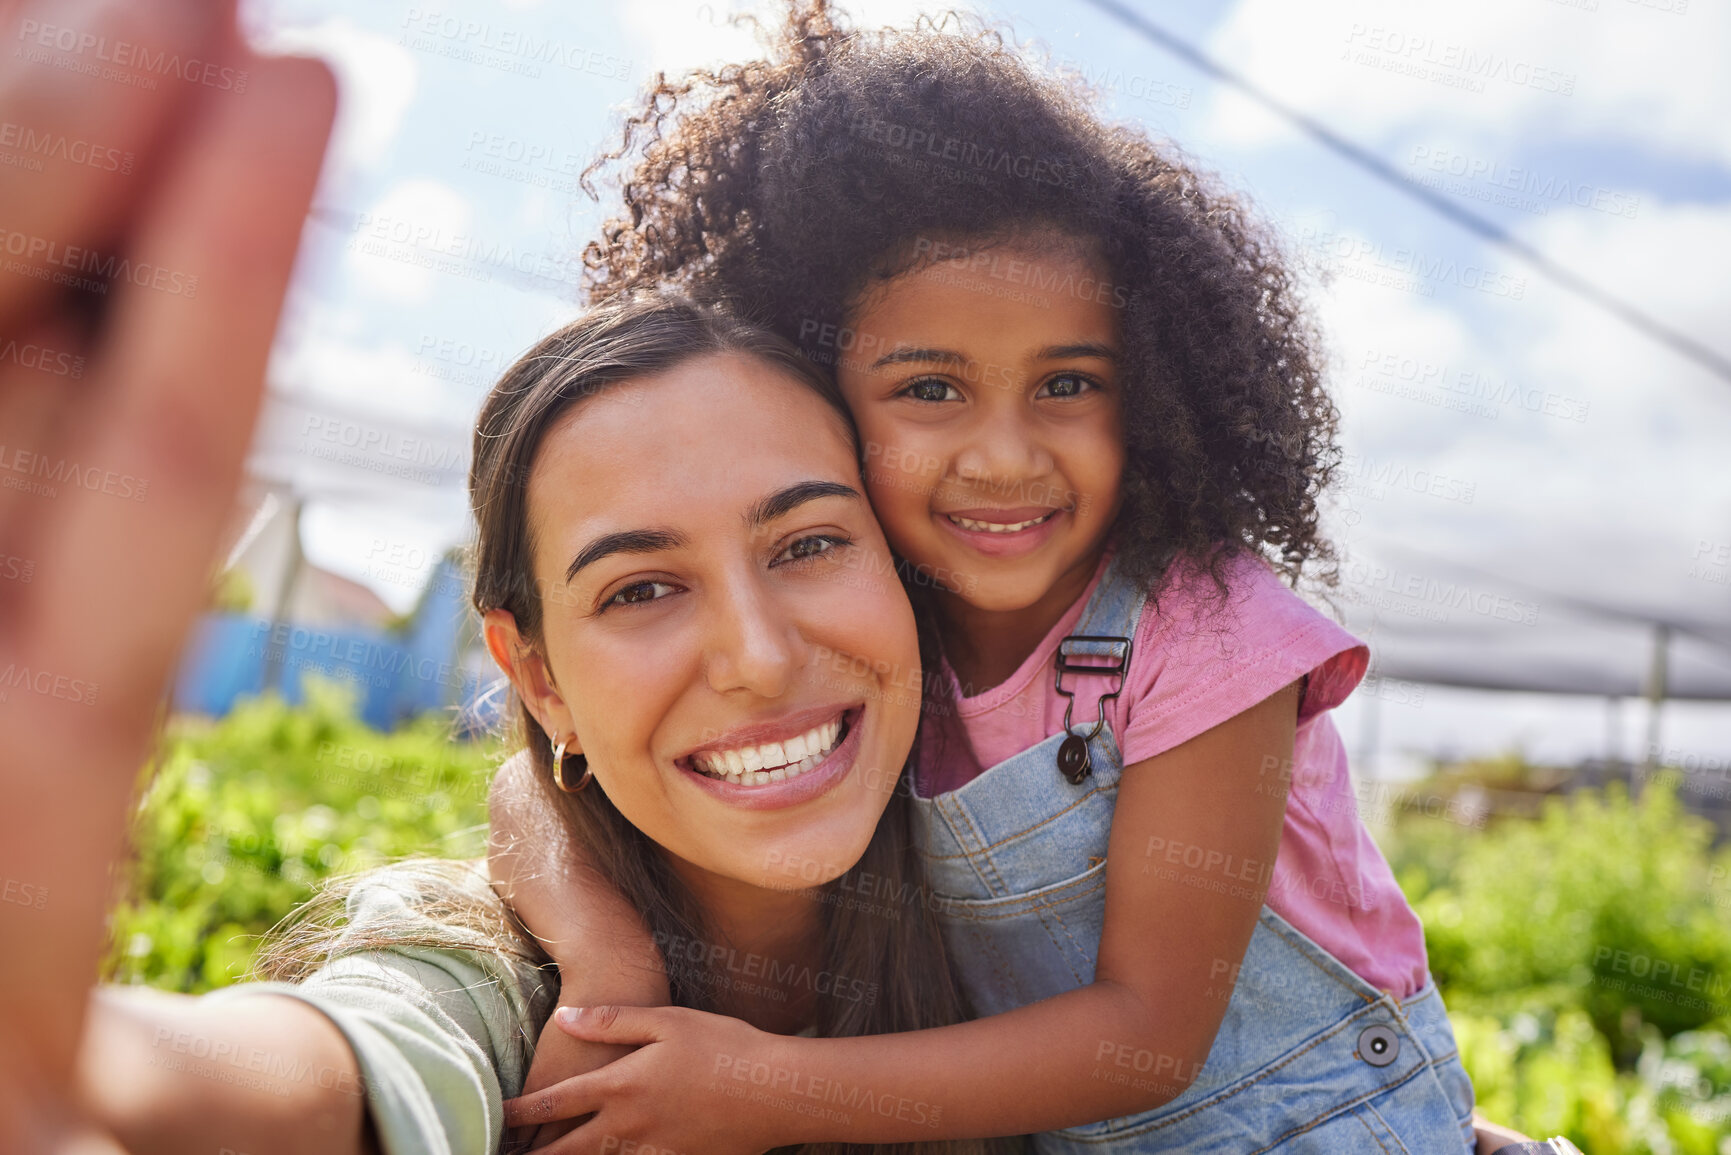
[207,861,558,1155]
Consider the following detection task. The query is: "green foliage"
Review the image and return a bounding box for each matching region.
[1387,773,1731,1152]
[105,679,501,992]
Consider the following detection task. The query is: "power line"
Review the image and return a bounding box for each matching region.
[1077,0,1731,387]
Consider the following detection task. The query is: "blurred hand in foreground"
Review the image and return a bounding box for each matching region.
[0,0,334,1147]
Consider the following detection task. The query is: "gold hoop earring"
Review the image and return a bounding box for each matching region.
[551,736,592,793]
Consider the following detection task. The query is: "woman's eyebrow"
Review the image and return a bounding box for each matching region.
[566,529,686,583]
[562,483,857,582]
[747,480,862,527]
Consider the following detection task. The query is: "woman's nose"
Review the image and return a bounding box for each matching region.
[702,572,805,698]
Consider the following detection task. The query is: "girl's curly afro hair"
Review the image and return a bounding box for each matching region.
[580,0,1340,599]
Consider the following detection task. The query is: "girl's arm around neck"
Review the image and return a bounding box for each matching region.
[486,750,670,1002]
[487,751,671,1148]
[521,682,1300,1147]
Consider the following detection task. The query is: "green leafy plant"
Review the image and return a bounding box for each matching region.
[1388,768,1731,1151]
[105,679,502,992]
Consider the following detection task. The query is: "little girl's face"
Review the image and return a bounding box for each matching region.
[837,236,1125,615]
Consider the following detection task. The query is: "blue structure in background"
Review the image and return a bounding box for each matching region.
[173,555,503,733]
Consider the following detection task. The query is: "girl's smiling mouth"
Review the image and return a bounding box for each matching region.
[942,507,1062,534]
[934,505,1068,557]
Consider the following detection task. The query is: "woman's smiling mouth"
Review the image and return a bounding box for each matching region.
[689,712,849,785]
[677,706,867,810]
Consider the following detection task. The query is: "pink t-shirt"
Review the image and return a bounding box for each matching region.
[915,550,1430,998]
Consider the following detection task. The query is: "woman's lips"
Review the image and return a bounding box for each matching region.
[678,707,865,811]
[934,506,1066,558]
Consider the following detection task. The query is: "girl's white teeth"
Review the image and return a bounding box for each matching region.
[692,717,846,785]
[948,512,1055,534]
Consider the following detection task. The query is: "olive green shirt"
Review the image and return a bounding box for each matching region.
[207,861,558,1155]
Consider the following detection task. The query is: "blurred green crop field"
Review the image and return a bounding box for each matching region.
[104,681,502,993]
[105,687,1731,1153]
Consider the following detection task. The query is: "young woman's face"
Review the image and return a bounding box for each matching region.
[503,353,921,895]
[837,236,1125,615]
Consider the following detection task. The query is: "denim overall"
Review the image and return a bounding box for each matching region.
[909,557,1476,1152]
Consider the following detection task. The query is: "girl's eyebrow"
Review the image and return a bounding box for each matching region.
[871,343,1120,370]
[872,346,962,369]
[1037,342,1120,362]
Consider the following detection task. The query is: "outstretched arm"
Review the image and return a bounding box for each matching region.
[75,987,377,1155]
[0,0,335,1147]
[487,751,670,1148]
[506,682,1301,1151]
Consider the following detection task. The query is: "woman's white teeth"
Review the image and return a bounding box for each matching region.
[693,717,845,784]
[948,512,1055,534]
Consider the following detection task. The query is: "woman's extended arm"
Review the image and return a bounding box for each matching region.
[505,682,1301,1151]
[76,987,377,1155]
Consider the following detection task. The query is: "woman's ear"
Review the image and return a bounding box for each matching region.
[483,608,580,754]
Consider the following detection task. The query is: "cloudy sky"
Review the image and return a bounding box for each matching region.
[246,0,1731,778]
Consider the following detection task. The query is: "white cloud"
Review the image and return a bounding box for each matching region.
[267,299,482,429]
[343,178,474,303]
[260,17,419,181]
[619,0,980,80]
[1205,0,1731,168]
[1308,196,1731,627]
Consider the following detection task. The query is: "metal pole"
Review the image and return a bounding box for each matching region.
[1604,695,1621,778]
[1358,678,1381,780]
[1639,624,1671,794]
[263,498,305,692]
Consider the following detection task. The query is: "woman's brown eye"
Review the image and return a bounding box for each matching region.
[774,534,851,566]
[604,580,675,610]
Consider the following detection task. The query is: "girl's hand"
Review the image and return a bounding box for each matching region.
[1473,1113,1537,1152]
[510,979,662,1152]
[503,1006,789,1155]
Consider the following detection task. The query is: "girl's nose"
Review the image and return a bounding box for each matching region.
[953,404,1057,489]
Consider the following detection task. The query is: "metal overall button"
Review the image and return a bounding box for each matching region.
[1356,1023,1400,1067]
[1052,635,1133,784]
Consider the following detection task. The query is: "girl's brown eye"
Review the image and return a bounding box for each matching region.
[903,378,961,403]
[1040,373,1095,398]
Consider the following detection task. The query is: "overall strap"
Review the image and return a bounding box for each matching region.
[1051,552,1150,782]
[1073,550,1150,640]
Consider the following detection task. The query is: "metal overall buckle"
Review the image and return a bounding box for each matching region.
[1053,635,1132,784]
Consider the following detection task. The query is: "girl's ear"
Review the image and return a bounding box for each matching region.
[482,608,580,754]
